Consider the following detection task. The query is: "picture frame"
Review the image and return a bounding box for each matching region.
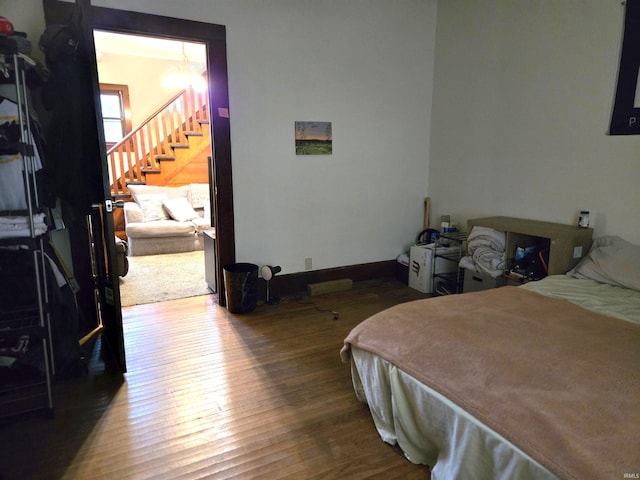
[295,121,332,155]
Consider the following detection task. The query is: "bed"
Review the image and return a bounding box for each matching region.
[341,236,640,479]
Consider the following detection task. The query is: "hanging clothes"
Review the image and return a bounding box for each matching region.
[0,97,43,211]
[40,24,104,215]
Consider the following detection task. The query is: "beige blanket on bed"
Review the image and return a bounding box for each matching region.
[341,287,640,480]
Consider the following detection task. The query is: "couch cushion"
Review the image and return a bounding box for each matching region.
[163,197,200,222]
[126,220,197,238]
[129,184,191,203]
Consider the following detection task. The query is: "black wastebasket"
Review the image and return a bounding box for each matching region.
[223,263,258,314]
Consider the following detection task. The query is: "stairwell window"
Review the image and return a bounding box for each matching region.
[100,83,132,149]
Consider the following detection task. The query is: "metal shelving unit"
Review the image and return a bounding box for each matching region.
[0,37,54,419]
[432,231,467,296]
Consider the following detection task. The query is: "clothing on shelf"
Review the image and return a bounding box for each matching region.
[0,212,47,238]
[0,97,44,211]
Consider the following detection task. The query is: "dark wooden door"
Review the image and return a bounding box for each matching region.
[42,0,127,372]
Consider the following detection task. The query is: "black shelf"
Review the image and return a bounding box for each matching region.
[0,208,47,217]
[437,231,468,244]
[0,235,48,249]
[0,305,45,328]
[433,249,464,262]
[433,270,462,283]
[432,231,467,296]
[0,378,53,420]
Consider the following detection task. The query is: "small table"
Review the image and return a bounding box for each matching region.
[203,229,217,293]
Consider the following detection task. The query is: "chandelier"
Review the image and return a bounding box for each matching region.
[162,42,207,92]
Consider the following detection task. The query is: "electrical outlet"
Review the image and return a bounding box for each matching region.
[305,257,312,270]
[573,246,583,259]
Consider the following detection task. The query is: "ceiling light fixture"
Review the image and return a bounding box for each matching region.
[161,42,207,92]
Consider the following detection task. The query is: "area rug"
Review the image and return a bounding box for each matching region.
[119,250,211,307]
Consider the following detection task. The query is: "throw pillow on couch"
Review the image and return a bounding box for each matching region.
[162,197,200,222]
[136,193,171,222]
[128,184,191,223]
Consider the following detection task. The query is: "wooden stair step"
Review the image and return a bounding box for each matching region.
[113,193,133,202]
[170,143,190,149]
[155,155,175,161]
[184,131,203,137]
[141,168,161,174]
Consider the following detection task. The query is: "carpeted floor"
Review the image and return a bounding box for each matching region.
[119,250,211,307]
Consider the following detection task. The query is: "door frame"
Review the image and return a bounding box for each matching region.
[43,1,236,309]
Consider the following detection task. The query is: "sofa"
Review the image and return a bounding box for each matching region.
[124,183,212,256]
[114,236,129,276]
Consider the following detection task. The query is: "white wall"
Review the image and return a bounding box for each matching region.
[429,1,640,245]
[9,0,437,274]
[10,0,640,270]
[1,1,47,65]
[217,1,437,273]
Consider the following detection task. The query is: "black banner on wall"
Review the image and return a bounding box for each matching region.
[610,0,640,135]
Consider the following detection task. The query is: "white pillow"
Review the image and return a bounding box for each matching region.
[189,183,210,209]
[137,194,169,222]
[163,197,200,222]
[567,236,640,291]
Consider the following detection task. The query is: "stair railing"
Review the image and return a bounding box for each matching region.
[107,86,209,196]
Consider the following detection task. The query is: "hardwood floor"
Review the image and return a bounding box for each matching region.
[0,279,431,479]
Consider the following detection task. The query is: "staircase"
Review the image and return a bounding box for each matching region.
[107,86,210,198]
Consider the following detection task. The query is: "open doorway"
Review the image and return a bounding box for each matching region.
[42,0,235,373]
[93,31,213,307]
[79,5,236,314]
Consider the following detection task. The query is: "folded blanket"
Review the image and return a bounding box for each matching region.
[0,214,47,238]
[463,226,506,278]
[341,287,640,480]
[459,256,475,271]
[472,246,505,277]
[0,213,46,226]
[459,253,505,278]
[466,226,505,253]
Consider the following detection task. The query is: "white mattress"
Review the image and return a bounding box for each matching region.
[521,274,640,325]
[350,348,558,479]
[350,275,640,478]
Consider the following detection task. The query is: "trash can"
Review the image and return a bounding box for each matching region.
[223,263,258,314]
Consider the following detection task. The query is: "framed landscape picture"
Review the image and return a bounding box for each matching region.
[295,121,332,155]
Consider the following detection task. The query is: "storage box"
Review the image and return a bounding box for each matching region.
[462,267,506,293]
[408,244,460,294]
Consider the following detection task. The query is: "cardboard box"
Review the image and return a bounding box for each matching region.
[462,267,506,293]
[409,244,460,294]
